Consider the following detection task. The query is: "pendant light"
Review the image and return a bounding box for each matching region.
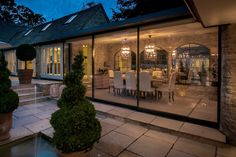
[120,38,130,59]
[145,35,156,60]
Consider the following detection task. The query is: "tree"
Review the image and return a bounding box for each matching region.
[111,0,185,21]
[81,1,97,10]
[0,51,19,113]
[0,2,45,27]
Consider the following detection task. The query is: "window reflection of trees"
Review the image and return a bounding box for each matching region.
[140,49,168,70]
[173,44,211,86]
[114,50,136,73]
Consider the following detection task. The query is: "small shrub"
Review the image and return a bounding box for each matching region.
[0,51,19,113]
[50,52,101,153]
[16,44,36,69]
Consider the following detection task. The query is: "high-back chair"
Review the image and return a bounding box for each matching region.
[157,72,176,102]
[108,69,114,92]
[152,70,163,79]
[113,71,125,95]
[140,71,156,98]
[108,69,114,78]
[126,71,136,96]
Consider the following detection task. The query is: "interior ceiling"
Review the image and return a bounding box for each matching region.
[95,22,217,44]
[191,0,236,27]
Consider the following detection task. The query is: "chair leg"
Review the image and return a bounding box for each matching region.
[169,92,171,102]
[172,92,174,102]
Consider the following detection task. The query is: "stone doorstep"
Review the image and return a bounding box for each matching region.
[19,96,51,106]
[19,92,44,100]
[95,110,226,146]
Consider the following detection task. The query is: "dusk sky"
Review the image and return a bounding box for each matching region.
[15,0,117,21]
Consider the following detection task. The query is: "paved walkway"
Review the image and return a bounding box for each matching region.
[2,100,236,157]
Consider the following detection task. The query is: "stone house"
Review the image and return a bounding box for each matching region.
[1,2,236,144]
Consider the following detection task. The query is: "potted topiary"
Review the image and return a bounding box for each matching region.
[50,52,101,157]
[16,44,36,84]
[0,51,19,141]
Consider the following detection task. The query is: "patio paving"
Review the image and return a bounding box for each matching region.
[0,99,235,157]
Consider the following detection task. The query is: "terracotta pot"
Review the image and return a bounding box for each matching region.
[18,69,33,84]
[58,150,90,157]
[0,112,12,141]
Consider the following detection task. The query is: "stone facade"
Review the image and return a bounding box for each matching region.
[220,24,236,144]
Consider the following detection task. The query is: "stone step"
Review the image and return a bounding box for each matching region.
[19,92,44,101]
[19,96,51,106]
[92,102,226,146]
[11,84,36,90]
[14,87,37,94]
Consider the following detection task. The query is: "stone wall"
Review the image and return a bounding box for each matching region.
[220,24,236,144]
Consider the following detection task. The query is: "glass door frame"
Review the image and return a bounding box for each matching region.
[40,44,63,80]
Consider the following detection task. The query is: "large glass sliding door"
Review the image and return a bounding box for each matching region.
[41,45,63,79]
[68,37,93,97]
[139,22,218,122]
[94,29,137,106]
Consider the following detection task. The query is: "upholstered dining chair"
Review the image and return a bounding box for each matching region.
[139,71,156,99]
[157,72,177,102]
[108,69,114,92]
[113,71,125,95]
[125,71,136,96]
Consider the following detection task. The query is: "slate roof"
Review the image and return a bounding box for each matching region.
[3,4,192,49]
[0,20,25,43]
[8,4,109,47]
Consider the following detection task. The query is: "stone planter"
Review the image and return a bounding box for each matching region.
[58,150,90,157]
[59,85,66,98]
[18,69,33,84]
[50,84,60,98]
[0,112,12,141]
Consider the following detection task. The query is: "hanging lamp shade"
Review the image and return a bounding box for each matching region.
[144,35,156,60]
[120,38,130,59]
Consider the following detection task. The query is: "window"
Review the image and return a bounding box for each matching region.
[41,45,63,79]
[65,14,77,24]
[24,29,33,36]
[41,23,52,31]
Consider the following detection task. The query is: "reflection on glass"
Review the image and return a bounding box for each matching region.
[94,29,137,106]
[69,37,92,97]
[139,22,218,122]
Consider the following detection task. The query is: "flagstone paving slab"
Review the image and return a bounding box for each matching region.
[127,112,156,124]
[115,123,148,139]
[167,149,196,157]
[118,150,142,157]
[180,122,226,142]
[24,119,51,133]
[13,108,43,117]
[151,116,184,131]
[217,144,236,157]
[102,117,125,127]
[41,127,54,138]
[100,120,119,136]
[173,137,216,157]
[95,131,135,156]
[4,100,236,157]
[127,135,173,157]
[13,115,40,128]
[144,130,178,144]
[34,109,55,119]
[90,147,112,157]
[108,107,135,118]
[93,102,115,112]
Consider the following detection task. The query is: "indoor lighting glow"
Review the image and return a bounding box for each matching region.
[120,38,130,59]
[145,35,156,60]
